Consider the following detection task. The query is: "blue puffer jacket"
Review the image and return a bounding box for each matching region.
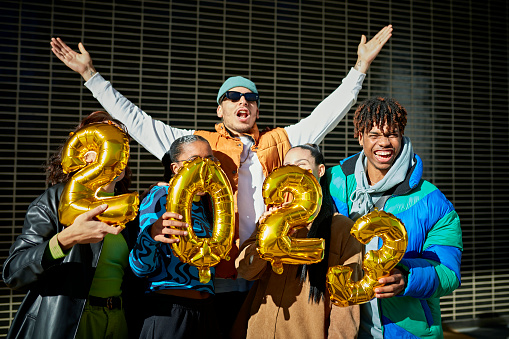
[326,153,463,338]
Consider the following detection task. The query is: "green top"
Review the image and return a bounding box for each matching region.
[88,232,128,298]
[49,190,128,298]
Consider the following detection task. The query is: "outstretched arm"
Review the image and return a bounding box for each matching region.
[285,25,392,146]
[354,25,393,74]
[50,38,193,160]
[51,38,97,81]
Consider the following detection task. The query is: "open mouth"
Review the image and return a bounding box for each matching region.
[236,108,250,122]
[374,150,394,163]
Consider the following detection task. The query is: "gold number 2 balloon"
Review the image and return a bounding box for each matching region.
[326,209,408,307]
[166,157,235,284]
[58,122,139,228]
[256,165,324,275]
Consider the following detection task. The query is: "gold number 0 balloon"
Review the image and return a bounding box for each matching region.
[326,209,408,307]
[166,157,235,284]
[256,165,325,274]
[58,122,139,228]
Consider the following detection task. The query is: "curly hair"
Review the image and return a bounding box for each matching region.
[353,97,407,138]
[45,111,132,194]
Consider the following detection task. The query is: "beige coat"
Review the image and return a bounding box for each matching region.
[232,214,363,339]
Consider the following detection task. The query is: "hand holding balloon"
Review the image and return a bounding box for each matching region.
[326,209,408,307]
[374,268,407,298]
[166,157,235,284]
[150,212,189,244]
[256,165,325,274]
[56,204,122,251]
[58,122,139,228]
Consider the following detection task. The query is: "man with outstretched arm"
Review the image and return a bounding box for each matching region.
[51,25,392,337]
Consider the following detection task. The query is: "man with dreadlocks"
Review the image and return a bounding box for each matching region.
[326,97,462,338]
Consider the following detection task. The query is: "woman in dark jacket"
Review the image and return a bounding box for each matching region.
[2,111,144,339]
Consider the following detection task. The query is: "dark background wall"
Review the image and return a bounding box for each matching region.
[1,0,508,335]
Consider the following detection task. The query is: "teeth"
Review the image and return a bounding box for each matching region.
[237,109,249,118]
[376,151,391,156]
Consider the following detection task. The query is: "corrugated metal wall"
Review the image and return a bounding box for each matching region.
[1,0,508,335]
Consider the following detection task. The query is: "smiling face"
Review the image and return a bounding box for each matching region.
[359,123,402,185]
[283,147,325,180]
[216,86,259,136]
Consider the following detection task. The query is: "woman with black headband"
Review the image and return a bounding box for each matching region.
[129,135,221,339]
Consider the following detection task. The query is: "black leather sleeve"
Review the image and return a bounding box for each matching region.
[2,185,64,291]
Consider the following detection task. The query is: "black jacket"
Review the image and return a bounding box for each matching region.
[2,183,143,339]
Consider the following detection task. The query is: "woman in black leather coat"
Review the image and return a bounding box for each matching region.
[2,111,144,339]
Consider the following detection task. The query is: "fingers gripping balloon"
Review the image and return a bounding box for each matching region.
[256,165,325,275]
[58,122,139,228]
[166,157,235,284]
[326,210,408,307]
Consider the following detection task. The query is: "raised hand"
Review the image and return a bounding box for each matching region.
[57,204,122,251]
[355,25,393,73]
[149,212,189,244]
[50,37,96,81]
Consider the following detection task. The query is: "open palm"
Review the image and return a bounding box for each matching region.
[357,25,393,64]
[51,37,92,75]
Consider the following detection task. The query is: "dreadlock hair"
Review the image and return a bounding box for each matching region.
[353,97,408,138]
[289,143,332,304]
[45,111,132,194]
[161,135,210,182]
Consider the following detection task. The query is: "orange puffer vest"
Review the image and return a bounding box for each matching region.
[194,122,291,278]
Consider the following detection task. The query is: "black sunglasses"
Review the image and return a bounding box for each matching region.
[220,91,259,103]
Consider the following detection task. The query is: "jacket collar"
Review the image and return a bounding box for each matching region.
[340,152,423,196]
[215,122,260,142]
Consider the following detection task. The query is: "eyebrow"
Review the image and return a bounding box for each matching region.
[284,159,311,165]
[369,129,399,135]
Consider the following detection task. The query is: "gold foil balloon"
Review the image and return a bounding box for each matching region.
[166,157,235,284]
[256,165,324,274]
[58,122,139,228]
[326,209,408,307]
